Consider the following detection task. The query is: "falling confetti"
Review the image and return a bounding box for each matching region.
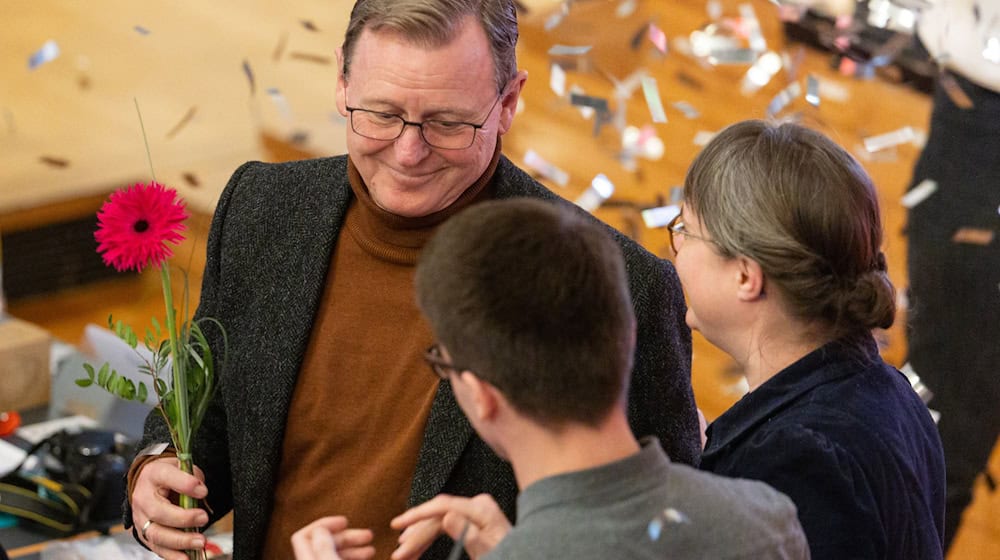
[569,92,609,114]
[741,51,782,94]
[545,2,571,31]
[39,156,70,168]
[28,40,60,70]
[640,76,668,123]
[766,81,802,117]
[672,100,700,119]
[616,0,638,19]
[524,150,570,187]
[300,19,320,32]
[805,75,820,106]
[575,174,615,212]
[648,507,691,541]
[863,126,915,152]
[739,4,767,52]
[901,179,938,209]
[952,227,995,245]
[273,31,289,61]
[548,44,592,56]
[641,204,680,228]
[267,87,293,119]
[134,25,151,35]
[182,173,200,187]
[290,52,332,65]
[693,130,717,146]
[243,59,256,95]
[550,63,567,97]
[165,106,197,139]
[648,23,668,54]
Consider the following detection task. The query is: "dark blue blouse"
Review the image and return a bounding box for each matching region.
[701,336,945,559]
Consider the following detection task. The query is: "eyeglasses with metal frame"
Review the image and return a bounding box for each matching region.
[345,93,503,150]
[667,212,717,255]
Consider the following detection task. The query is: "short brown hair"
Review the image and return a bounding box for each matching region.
[684,120,895,343]
[342,0,518,93]
[416,198,636,428]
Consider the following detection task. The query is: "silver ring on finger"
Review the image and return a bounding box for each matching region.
[141,519,154,541]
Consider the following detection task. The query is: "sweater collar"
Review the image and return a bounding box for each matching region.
[344,139,502,265]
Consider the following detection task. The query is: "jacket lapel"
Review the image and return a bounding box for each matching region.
[408,380,474,507]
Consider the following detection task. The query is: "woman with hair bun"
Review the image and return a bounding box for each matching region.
[672,120,945,559]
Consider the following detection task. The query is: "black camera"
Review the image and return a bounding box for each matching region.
[44,429,133,527]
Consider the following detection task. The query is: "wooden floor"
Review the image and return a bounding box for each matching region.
[3,1,997,557]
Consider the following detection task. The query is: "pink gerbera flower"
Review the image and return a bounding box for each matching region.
[95,182,188,272]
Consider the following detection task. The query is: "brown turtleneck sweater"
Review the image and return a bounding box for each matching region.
[262,147,500,560]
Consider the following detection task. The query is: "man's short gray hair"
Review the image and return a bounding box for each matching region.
[342,0,519,93]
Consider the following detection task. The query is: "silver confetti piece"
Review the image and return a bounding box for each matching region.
[648,507,692,541]
[901,179,938,208]
[575,174,615,212]
[548,44,592,56]
[28,40,60,70]
[693,130,717,146]
[741,51,782,94]
[640,76,668,123]
[616,0,638,19]
[767,81,802,117]
[806,75,820,106]
[550,63,567,97]
[524,150,570,187]
[863,126,915,152]
[267,87,293,119]
[900,362,934,405]
[672,100,700,119]
[739,3,767,52]
[641,204,680,228]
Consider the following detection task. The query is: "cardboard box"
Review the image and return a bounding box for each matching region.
[0,317,51,410]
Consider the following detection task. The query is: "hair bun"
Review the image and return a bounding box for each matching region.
[838,268,896,331]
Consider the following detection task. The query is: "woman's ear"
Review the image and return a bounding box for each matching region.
[735,256,766,302]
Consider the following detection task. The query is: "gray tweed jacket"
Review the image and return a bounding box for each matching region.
[126,154,698,560]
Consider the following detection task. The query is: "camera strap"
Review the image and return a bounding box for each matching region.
[0,471,91,534]
[0,432,94,535]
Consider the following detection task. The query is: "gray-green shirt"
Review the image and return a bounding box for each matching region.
[485,437,809,560]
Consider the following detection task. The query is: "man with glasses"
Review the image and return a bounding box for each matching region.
[292,199,808,560]
[124,2,698,559]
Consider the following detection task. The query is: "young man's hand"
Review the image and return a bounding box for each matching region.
[390,494,512,560]
[291,516,375,560]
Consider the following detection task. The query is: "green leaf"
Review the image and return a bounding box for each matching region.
[97,364,110,387]
[106,371,119,392]
[137,382,148,402]
[82,363,96,381]
[151,316,162,338]
[119,379,136,400]
[155,378,168,396]
[75,378,93,388]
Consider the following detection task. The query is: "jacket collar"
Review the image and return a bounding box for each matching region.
[703,336,880,457]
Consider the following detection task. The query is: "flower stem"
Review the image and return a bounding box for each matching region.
[160,262,201,560]
[160,261,192,454]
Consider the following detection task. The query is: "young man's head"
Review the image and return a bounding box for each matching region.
[415,198,636,431]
